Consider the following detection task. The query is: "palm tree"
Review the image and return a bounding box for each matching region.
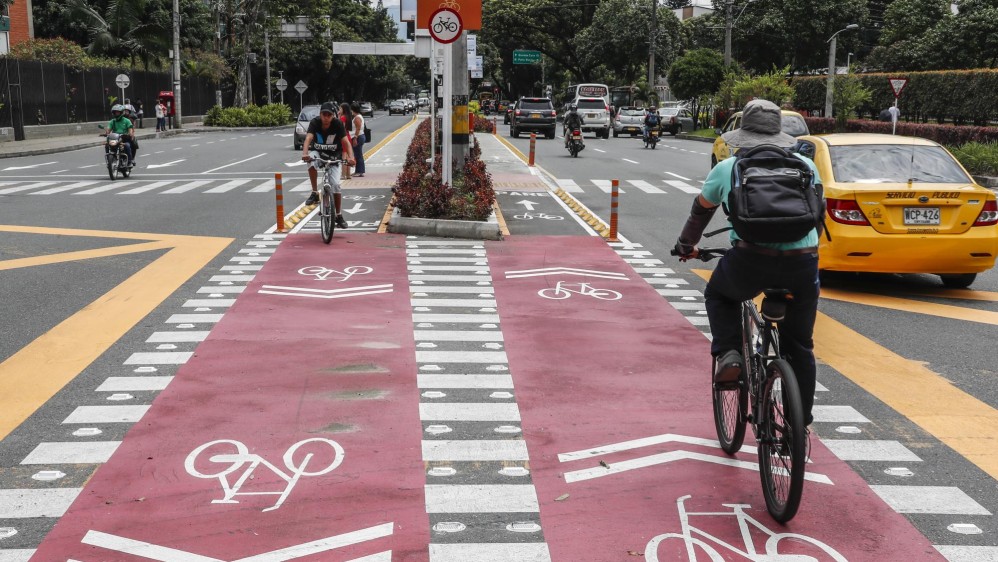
[68,0,170,69]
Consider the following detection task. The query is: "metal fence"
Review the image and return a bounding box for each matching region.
[0,58,217,140]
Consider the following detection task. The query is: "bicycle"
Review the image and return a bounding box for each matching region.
[311,156,342,244]
[671,246,807,523]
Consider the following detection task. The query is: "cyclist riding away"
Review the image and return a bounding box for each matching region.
[105,104,135,167]
[563,103,584,148]
[672,99,823,428]
[302,102,355,229]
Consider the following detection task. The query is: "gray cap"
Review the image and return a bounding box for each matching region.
[721,99,797,148]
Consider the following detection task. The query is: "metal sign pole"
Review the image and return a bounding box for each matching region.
[442,42,453,186]
[430,42,436,172]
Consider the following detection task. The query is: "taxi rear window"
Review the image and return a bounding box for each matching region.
[828,145,971,183]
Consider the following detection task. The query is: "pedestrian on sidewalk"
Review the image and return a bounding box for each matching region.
[350,102,366,178]
[155,98,167,132]
[135,99,144,128]
[338,103,353,180]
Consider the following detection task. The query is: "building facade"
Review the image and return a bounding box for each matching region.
[1,0,35,55]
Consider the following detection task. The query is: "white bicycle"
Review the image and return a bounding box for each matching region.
[538,281,622,301]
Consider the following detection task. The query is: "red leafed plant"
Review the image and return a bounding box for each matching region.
[392,119,496,221]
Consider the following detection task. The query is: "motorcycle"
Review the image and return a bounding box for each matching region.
[567,129,584,158]
[644,127,660,149]
[99,125,132,180]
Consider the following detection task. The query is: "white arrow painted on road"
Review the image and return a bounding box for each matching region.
[517,200,537,211]
[78,164,100,169]
[3,161,56,171]
[146,159,186,169]
[285,160,307,167]
[342,203,365,215]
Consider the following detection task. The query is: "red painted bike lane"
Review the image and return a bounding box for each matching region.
[33,233,429,562]
[487,236,943,561]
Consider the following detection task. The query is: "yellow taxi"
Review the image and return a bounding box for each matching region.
[711,110,809,168]
[793,133,998,288]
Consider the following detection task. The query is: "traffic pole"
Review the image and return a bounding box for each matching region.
[529,132,536,167]
[609,179,620,242]
[275,173,285,233]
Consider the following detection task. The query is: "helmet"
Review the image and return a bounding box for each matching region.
[568,103,577,112]
[111,104,124,115]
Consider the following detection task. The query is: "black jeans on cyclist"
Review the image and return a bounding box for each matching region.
[703,246,820,425]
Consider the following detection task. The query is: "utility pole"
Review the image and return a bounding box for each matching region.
[648,0,657,89]
[724,1,732,66]
[264,29,271,103]
[173,0,183,129]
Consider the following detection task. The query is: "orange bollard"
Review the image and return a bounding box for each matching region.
[529,132,536,167]
[609,179,619,242]
[275,173,285,233]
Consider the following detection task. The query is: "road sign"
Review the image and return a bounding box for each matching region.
[294,80,307,94]
[468,55,483,71]
[428,8,462,44]
[115,74,130,89]
[513,50,541,65]
[276,78,288,92]
[471,69,483,79]
[889,77,908,98]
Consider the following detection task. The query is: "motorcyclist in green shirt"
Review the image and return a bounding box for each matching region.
[105,104,136,166]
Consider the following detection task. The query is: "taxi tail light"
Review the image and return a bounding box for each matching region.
[973,200,998,226]
[826,198,869,225]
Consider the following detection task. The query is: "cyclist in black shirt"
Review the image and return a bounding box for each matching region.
[302,102,356,228]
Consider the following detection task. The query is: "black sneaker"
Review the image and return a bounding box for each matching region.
[335,215,348,229]
[305,192,319,206]
[713,350,743,385]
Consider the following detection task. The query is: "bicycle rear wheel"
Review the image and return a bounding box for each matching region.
[712,356,747,454]
[758,358,806,523]
[320,186,334,244]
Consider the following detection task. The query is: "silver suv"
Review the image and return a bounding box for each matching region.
[575,97,611,139]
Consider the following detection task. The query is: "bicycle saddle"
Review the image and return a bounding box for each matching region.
[760,289,793,322]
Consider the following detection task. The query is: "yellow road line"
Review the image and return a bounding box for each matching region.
[0,241,174,271]
[363,115,418,160]
[692,268,998,480]
[821,287,998,326]
[493,133,529,164]
[494,201,510,237]
[0,227,232,441]
[901,288,998,302]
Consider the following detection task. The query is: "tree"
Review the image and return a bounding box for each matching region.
[831,74,872,130]
[730,66,794,107]
[64,0,170,68]
[668,48,724,126]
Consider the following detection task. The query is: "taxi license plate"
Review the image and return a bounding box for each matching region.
[904,207,940,225]
[530,113,541,118]
[586,113,598,118]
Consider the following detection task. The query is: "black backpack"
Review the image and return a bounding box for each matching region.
[723,144,826,244]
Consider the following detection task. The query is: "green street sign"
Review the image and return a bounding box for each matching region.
[0,16,10,32]
[513,50,541,65]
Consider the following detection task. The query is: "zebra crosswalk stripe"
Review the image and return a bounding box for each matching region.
[162,180,211,194]
[556,179,583,193]
[626,179,666,194]
[592,179,625,193]
[76,181,137,194]
[0,181,58,194]
[119,181,176,194]
[33,181,99,194]
[665,179,701,194]
[248,179,276,193]
[204,179,252,193]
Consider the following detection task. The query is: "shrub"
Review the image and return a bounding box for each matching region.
[802,117,998,145]
[472,115,496,133]
[203,104,293,127]
[9,38,87,67]
[948,142,998,177]
[392,119,496,221]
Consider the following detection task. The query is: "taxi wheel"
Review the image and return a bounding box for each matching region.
[940,273,976,289]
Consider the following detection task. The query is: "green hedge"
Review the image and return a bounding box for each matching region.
[802,117,998,145]
[793,69,998,126]
[203,104,293,127]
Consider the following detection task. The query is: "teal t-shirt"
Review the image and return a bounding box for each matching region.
[107,116,133,134]
[701,154,822,250]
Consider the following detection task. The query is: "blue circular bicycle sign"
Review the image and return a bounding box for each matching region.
[429,7,462,44]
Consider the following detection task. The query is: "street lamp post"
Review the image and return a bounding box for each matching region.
[825,23,859,118]
[723,0,755,66]
[847,52,854,73]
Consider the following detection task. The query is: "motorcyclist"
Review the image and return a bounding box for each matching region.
[105,104,135,167]
[563,103,585,149]
[122,99,139,161]
[644,107,661,142]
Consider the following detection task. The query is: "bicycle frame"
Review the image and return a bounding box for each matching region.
[741,299,780,432]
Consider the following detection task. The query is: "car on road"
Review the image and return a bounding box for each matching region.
[712,109,809,167]
[504,101,517,125]
[612,106,646,137]
[404,98,417,113]
[575,97,611,139]
[657,107,696,136]
[388,99,407,116]
[510,97,556,139]
[293,104,321,151]
[417,97,429,110]
[793,133,998,288]
[358,101,374,117]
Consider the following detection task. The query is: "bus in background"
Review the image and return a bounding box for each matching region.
[610,86,634,110]
[563,83,610,108]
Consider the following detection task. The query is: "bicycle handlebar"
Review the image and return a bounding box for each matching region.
[670,247,728,262]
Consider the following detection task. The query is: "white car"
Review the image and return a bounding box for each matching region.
[575,97,611,139]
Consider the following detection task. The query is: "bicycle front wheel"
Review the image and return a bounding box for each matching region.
[320,187,334,244]
[712,355,747,454]
[758,358,806,523]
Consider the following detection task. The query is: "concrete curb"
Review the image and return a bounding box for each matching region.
[387,214,502,240]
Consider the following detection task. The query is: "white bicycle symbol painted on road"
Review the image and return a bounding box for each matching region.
[513,212,564,220]
[645,495,847,561]
[343,194,386,201]
[184,438,345,512]
[538,281,622,301]
[298,265,372,282]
